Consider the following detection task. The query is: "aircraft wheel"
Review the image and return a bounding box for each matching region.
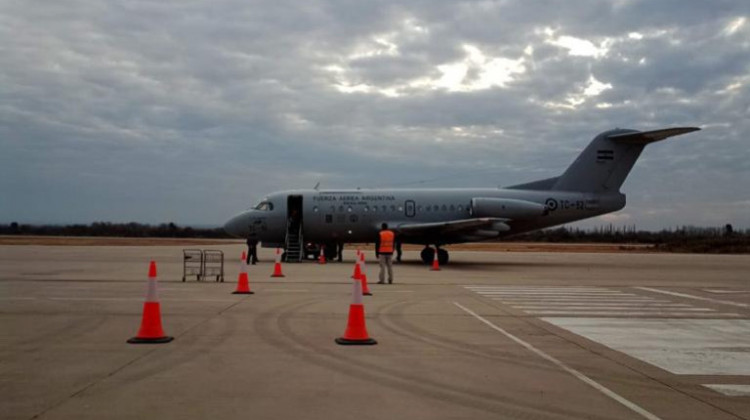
[437,249,449,265]
[420,247,435,265]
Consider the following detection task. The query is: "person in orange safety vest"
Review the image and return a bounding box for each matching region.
[375,223,395,284]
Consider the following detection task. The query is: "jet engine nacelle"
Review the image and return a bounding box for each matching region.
[470,198,546,219]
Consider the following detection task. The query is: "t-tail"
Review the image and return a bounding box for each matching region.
[509,127,701,193]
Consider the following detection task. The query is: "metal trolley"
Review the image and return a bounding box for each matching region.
[182,249,204,282]
[202,250,225,282]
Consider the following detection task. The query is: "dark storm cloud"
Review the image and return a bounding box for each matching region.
[1,0,748,228]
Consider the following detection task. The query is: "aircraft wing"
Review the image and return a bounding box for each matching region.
[608,127,700,144]
[395,218,510,236]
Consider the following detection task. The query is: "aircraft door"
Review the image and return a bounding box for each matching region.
[405,200,416,218]
[287,195,303,233]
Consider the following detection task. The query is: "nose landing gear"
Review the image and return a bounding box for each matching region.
[420,246,449,265]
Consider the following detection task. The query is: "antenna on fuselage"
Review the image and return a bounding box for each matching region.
[314,182,320,191]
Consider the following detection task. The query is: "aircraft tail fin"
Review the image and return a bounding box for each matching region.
[551,127,700,193]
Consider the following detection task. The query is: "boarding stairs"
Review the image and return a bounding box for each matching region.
[284,224,303,263]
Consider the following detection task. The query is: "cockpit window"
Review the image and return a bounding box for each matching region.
[253,201,274,211]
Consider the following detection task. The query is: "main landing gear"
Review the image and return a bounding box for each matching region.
[420,246,449,266]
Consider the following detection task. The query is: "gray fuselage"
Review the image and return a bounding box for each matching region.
[224,188,625,247]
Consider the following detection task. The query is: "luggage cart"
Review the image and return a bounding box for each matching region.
[182,249,203,282]
[202,250,224,282]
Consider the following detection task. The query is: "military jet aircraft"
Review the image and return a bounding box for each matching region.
[224,127,700,265]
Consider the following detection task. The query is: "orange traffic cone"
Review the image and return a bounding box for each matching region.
[351,258,362,279]
[359,253,372,296]
[271,248,285,278]
[360,274,372,296]
[431,248,441,271]
[128,261,173,344]
[335,276,377,345]
[233,260,254,294]
[319,245,326,264]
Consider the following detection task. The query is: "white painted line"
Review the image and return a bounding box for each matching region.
[464,285,608,290]
[454,302,662,420]
[636,287,749,308]
[0,297,38,301]
[479,292,638,297]
[470,288,621,291]
[513,303,692,308]
[703,289,750,295]
[525,311,726,316]
[516,307,713,312]
[492,298,663,302]
[704,384,750,396]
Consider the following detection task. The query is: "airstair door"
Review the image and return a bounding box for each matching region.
[285,195,303,262]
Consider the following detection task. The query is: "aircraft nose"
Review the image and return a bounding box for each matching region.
[223,213,247,237]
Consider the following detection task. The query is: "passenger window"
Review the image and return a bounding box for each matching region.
[425,206,431,212]
[433,205,439,212]
[390,205,396,212]
[347,206,352,212]
[330,206,336,212]
[381,205,387,212]
[313,206,319,212]
[339,206,344,213]
[417,205,423,211]
[441,205,447,211]
[450,204,455,211]
[398,206,403,211]
[457,205,463,211]
[364,206,369,212]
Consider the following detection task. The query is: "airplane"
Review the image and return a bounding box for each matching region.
[224,127,700,265]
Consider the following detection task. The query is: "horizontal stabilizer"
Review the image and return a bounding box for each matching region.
[608,127,700,145]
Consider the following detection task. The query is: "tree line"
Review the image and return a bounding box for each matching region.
[0,222,230,238]
[2,221,747,253]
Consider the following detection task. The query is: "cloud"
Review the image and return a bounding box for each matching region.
[1,0,749,229]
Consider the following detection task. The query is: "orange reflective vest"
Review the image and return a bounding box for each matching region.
[378,230,395,254]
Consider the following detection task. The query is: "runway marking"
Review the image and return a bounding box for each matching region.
[466,286,741,318]
[454,302,662,420]
[528,311,738,317]
[703,384,750,397]
[513,303,692,308]
[636,287,749,308]
[703,289,750,295]
[543,318,750,376]
[522,307,714,312]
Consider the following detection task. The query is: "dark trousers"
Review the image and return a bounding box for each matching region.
[246,245,258,264]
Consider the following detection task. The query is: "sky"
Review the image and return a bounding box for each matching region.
[1,0,749,230]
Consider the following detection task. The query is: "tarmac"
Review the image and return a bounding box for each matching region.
[1,243,749,420]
